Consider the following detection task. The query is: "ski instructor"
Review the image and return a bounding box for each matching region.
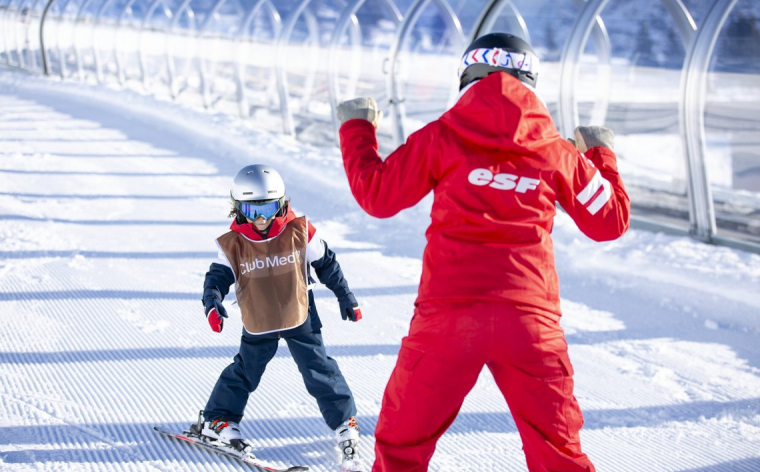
[336,33,629,472]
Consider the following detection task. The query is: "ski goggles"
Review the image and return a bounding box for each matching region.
[236,199,281,220]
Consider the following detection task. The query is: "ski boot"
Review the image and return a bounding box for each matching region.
[189,411,254,457]
[335,417,365,472]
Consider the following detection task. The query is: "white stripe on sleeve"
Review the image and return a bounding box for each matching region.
[307,231,326,264]
[576,170,603,205]
[576,170,612,215]
[586,178,612,215]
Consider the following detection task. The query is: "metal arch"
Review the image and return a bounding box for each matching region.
[557,0,612,138]
[343,18,362,99]
[296,9,320,113]
[234,0,282,117]
[274,0,316,135]
[115,0,141,86]
[53,0,77,78]
[13,0,32,69]
[327,0,403,143]
[568,0,612,128]
[137,0,172,90]
[39,0,55,74]
[662,0,696,46]
[559,0,695,139]
[9,0,27,68]
[1,0,11,65]
[22,0,48,71]
[680,0,739,242]
[585,12,611,127]
[92,0,117,83]
[3,0,18,66]
[469,0,530,45]
[168,0,196,36]
[238,0,279,34]
[166,0,196,98]
[6,0,24,67]
[387,0,465,147]
[196,0,232,108]
[72,0,96,80]
[326,14,363,137]
[196,0,231,32]
[14,0,36,68]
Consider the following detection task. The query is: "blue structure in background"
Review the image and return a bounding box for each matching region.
[1,0,759,251]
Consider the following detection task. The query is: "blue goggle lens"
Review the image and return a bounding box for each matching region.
[238,200,280,220]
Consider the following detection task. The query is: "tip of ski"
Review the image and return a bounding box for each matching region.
[154,425,310,471]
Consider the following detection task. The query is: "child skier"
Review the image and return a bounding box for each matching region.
[192,164,364,471]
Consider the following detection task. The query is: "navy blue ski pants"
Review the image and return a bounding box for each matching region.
[204,329,356,430]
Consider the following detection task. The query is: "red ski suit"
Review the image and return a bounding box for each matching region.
[339,72,630,472]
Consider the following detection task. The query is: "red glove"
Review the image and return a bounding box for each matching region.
[207,308,225,333]
[339,294,362,322]
[203,287,228,333]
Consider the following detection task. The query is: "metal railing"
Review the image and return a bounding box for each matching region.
[1,0,758,252]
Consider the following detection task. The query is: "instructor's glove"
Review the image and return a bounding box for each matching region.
[337,97,381,128]
[338,292,362,322]
[202,287,228,333]
[571,125,615,152]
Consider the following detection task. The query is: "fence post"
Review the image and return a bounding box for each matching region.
[39,0,56,75]
[679,0,739,242]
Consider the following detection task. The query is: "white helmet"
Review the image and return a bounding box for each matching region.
[231,164,285,201]
[230,165,287,221]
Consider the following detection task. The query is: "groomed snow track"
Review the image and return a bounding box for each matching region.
[1,71,759,472]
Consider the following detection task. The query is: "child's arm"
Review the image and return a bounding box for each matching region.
[204,262,234,298]
[202,249,235,332]
[308,231,362,322]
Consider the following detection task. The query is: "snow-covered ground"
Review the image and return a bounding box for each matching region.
[1,69,759,472]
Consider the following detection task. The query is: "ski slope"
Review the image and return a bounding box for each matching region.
[1,69,759,472]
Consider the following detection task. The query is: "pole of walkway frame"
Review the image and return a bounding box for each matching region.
[39,0,56,75]
[680,0,739,242]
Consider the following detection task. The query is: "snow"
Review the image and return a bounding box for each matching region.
[1,68,759,472]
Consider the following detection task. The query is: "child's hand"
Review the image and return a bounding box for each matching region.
[338,293,362,322]
[203,287,229,333]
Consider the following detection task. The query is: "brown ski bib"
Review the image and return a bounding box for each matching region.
[217,217,309,334]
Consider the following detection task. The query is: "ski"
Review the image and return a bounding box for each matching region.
[154,426,309,471]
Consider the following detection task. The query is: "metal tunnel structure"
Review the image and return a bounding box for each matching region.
[1,0,759,251]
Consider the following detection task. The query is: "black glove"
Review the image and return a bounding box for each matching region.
[338,292,362,322]
[202,287,228,333]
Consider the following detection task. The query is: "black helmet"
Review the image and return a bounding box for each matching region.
[458,33,539,90]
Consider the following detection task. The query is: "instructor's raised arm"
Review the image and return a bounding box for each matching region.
[337,97,437,218]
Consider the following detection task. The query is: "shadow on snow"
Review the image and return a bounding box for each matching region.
[1,397,759,464]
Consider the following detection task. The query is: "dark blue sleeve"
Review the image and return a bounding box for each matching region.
[204,262,234,298]
[310,241,351,299]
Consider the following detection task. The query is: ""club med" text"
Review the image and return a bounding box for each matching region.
[240,250,302,275]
